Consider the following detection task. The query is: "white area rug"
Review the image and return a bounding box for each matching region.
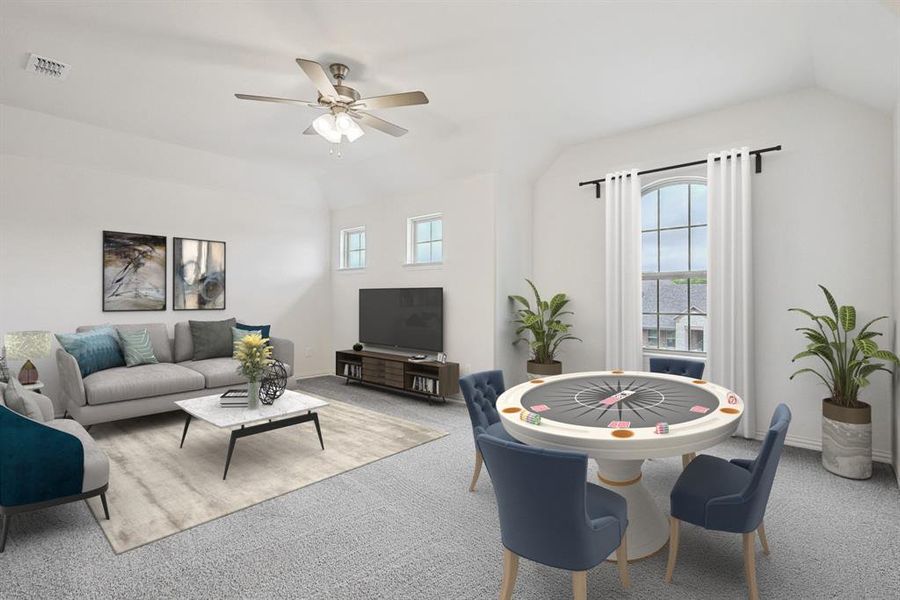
[85,395,446,553]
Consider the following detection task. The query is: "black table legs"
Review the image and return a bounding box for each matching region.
[180,414,192,448]
[219,412,325,480]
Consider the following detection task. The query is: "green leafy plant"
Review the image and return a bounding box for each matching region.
[789,285,898,408]
[510,279,581,364]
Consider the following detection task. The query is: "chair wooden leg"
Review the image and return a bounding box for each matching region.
[0,515,9,553]
[743,532,759,600]
[571,570,587,600]
[469,450,484,492]
[757,520,770,555]
[499,548,519,600]
[615,531,630,589]
[100,493,110,520]
[681,452,696,469]
[664,516,680,583]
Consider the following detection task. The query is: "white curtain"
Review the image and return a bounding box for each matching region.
[707,147,754,438]
[604,169,643,371]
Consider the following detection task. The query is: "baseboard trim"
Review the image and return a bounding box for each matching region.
[755,431,892,464]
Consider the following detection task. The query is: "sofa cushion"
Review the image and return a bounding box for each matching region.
[118,328,159,367]
[44,419,110,493]
[189,318,236,360]
[2,379,43,421]
[83,363,205,405]
[174,321,193,363]
[77,323,173,364]
[180,358,247,388]
[57,327,126,377]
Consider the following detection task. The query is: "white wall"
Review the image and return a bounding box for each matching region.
[534,88,895,461]
[330,173,497,381]
[893,98,900,483]
[0,106,332,414]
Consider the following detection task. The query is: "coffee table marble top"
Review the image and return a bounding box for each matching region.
[175,389,329,429]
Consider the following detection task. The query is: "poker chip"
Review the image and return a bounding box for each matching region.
[519,410,542,425]
[655,422,669,434]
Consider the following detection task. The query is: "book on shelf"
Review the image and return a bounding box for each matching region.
[410,375,440,395]
[342,363,362,379]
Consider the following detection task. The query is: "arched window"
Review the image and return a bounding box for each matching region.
[641,177,707,354]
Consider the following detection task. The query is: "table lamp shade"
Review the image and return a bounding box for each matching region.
[5,331,53,385]
[5,331,53,360]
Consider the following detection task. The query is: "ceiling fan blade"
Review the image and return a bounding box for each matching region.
[295,58,338,100]
[351,91,429,110]
[352,111,408,137]
[302,124,317,135]
[235,93,320,108]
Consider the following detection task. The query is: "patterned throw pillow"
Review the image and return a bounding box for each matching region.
[56,327,126,378]
[118,328,159,367]
[232,327,261,358]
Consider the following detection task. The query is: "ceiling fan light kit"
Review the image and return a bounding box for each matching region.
[235,58,429,152]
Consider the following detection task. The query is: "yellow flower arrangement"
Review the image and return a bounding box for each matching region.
[234,333,273,382]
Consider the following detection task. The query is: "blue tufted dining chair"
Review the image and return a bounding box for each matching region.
[665,404,791,600]
[478,433,630,600]
[649,357,706,468]
[649,357,705,380]
[459,370,515,492]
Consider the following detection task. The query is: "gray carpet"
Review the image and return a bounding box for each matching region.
[2,375,899,599]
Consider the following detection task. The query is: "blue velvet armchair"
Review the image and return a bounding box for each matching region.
[665,404,791,600]
[478,433,629,600]
[0,383,110,553]
[459,370,515,492]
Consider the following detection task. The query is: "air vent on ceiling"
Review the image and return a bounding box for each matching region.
[25,53,70,80]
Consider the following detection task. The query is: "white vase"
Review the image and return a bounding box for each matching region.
[248,380,261,410]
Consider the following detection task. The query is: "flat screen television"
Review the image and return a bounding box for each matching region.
[359,287,443,352]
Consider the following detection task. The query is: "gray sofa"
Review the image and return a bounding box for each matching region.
[56,322,294,425]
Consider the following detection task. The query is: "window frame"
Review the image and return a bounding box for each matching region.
[640,176,708,357]
[339,226,366,270]
[406,213,443,265]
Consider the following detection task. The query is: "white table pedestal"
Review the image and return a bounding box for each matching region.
[594,458,670,561]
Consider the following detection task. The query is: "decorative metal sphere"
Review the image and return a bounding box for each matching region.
[260,359,288,405]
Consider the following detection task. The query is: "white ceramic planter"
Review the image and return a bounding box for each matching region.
[821,400,872,480]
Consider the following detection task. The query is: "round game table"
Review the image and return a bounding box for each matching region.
[496,370,744,561]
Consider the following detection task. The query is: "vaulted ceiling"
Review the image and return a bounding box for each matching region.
[1,1,898,206]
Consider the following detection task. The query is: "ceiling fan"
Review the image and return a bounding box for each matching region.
[235,58,428,146]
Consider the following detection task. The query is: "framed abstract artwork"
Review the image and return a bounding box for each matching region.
[173,237,226,310]
[102,231,167,311]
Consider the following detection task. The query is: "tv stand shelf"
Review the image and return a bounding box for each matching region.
[335,350,459,402]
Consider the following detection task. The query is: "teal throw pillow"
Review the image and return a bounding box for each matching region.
[56,327,125,378]
[232,327,261,358]
[118,328,159,367]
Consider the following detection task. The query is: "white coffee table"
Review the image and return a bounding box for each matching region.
[175,389,329,480]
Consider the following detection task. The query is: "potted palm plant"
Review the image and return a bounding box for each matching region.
[789,285,898,479]
[510,279,581,378]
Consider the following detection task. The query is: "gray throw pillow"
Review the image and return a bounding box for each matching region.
[3,378,42,421]
[189,318,237,360]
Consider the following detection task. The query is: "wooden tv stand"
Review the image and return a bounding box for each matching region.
[335,349,459,402]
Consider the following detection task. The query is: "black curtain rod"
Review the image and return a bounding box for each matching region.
[578,145,782,198]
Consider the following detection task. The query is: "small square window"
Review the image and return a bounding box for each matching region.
[340,227,366,269]
[407,214,443,264]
